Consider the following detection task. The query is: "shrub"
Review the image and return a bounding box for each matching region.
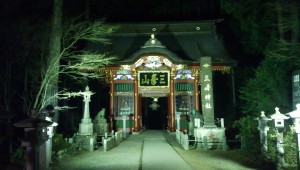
[52,134,71,154]
[233,116,260,154]
[267,126,297,169]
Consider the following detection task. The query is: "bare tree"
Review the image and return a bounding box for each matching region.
[32,17,118,112]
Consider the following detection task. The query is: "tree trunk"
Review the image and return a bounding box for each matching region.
[47,0,63,123]
[85,0,90,20]
[291,1,299,43]
[4,58,12,111]
[276,0,285,40]
[23,67,28,114]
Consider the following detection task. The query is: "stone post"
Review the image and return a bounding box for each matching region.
[176,114,180,131]
[45,117,58,168]
[14,118,52,170]
[122,115,127,139]
[189,115,195,135]
[220,118,224,128]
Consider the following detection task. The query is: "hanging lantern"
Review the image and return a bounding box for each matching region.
[149,97,160,111]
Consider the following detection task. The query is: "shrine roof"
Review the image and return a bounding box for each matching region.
[87,20,236,66]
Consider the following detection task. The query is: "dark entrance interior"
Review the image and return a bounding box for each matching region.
[142,97,168,130]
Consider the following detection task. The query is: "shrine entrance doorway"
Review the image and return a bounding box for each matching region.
[142,97,168,130]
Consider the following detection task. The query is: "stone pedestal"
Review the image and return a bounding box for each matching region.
[74,134,95,151]
[79,118,93,135]
[194,127,227,150]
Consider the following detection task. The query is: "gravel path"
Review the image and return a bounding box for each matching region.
[50,130,259,170]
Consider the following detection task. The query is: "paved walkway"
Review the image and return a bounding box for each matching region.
[50,130,257,170]
[140,131,192,170]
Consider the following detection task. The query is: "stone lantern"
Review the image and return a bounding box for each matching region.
[76,86,95,151]
[14,117,52,170]
[287,104,300,133]
[270,107,289,170]
[256,111,271,156]
[270,107,289,131]
[286,103,300,168]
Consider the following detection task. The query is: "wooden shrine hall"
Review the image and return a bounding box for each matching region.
[90,20,236,133]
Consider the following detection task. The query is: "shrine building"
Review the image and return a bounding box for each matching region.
[89,20,236,133]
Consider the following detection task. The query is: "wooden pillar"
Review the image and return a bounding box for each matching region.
[138,94,142,129]
[133,80,140,132]
[109,79,114,131]
[168,77,175,132]
[194,77,200,111]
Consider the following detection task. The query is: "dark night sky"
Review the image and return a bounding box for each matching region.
[0,0,221,22]
[1,0,260,67]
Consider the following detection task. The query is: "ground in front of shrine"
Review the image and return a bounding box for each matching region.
[50,130,274,170]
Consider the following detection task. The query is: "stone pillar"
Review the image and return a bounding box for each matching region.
[194,77,200,112]
[79,86,94,135]
[122,115,127,138]
[14,118,52,170]
[200,57,216,128]
[176,114,180,131]
[45,117,58,168]
[109,79,114,131]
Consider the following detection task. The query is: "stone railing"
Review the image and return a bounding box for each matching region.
[114,130,123,144]
[102,130,123,152]
[176,130,189,150]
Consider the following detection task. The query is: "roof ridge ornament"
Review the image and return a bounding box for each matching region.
[141,34,166,49]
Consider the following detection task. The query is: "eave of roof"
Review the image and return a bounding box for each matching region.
[87,20,236,66]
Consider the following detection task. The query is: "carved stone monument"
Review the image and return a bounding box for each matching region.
[200,57,216,128]
[194,57,227,150]
[93,108,108,135]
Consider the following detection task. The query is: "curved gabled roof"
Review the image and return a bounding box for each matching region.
[87,20,236,66]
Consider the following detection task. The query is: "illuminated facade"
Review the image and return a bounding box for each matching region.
[91,21,235,132]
